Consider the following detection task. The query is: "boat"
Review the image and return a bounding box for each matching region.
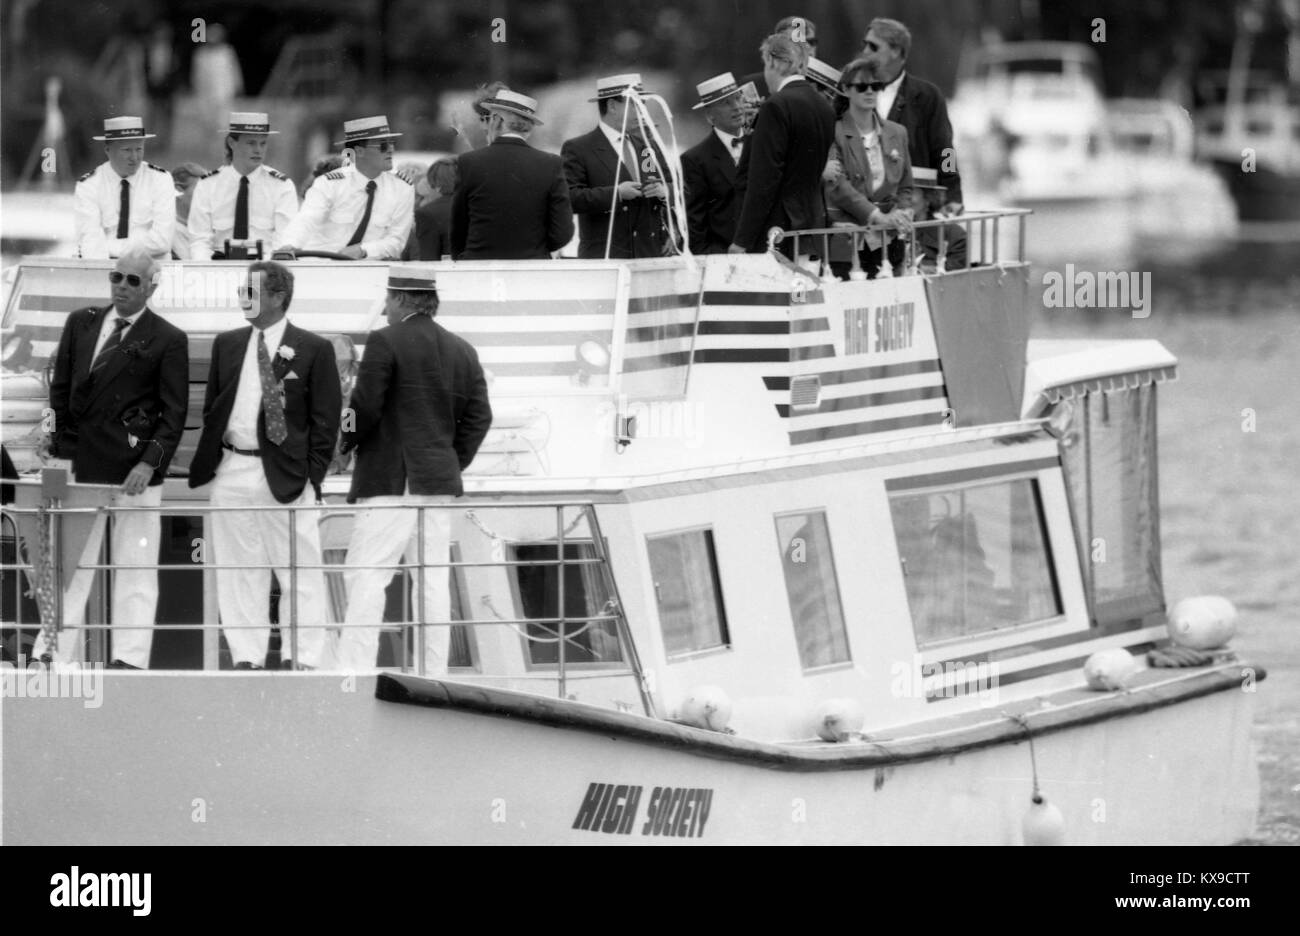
[0,209,1263,844]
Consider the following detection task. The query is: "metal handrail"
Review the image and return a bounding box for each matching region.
[0,496,651,712]
[773,207,1033,276]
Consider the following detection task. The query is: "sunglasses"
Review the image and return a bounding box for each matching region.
[847,81,887,93]
[109,271,144,287]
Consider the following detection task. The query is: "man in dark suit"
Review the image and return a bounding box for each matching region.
[338,271,492,673]
[44,248,189,668]
[861,17,964,210]
[681,72,747,254]
[452,90,574,260]
[739,15,819,99]
[729,34,836,255]
[561,74,676,259]
[187,261,340,669]
[404,158,458,261]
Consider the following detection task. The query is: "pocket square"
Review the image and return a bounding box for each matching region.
[283,371,300,380]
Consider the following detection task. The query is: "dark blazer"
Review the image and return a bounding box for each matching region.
[732,78,836,251]
[187,322,341,503]
[886,73,963,206]
[341,315,492,502]
[561,127,676,259]
[825,115,914,265]
[49,305,188,486]
[681,129,740,254]
[451,137,574,261]
[404,198,453,261]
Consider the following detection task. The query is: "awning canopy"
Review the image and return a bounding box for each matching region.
[1022,339,1178,418]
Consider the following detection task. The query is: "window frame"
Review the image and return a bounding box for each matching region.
[772,508,853,672]
[644,525,732,661]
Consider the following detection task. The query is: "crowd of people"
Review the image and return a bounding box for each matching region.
[35,14,969,671]
[73,15,966,274]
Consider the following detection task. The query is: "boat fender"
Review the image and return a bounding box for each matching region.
[677,686,732,732]
[1022,794,1065,846]
[1167,595,1237,650]
[814,698,865,742]
[1082,648,1139,691]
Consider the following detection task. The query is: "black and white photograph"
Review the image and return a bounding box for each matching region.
[0,0,1295,877]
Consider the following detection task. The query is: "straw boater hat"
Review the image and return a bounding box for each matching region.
[805,57,844,95]
[335,115,404,147]
[227,111,279,134]
[691,72,744,110]
[481,89,544,126]
[912,167,947,190]
[93,116,156,141]
[588,73,645,102]
[387,268,438,292]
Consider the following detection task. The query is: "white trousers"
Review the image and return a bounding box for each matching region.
[49,485,162,668]
[338,495,451,674]
[209,451,330,668]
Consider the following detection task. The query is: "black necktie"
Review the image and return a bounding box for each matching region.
[347,180,377,247]
[92,317,130,373]
[233,175,250,240]
[117,179,130,238]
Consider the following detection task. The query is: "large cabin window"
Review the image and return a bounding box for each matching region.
[514,542,623,666]
[774,512,851,669]
[1059,386,1163,625]
[646,529,730,656]
[890,478,1062,644]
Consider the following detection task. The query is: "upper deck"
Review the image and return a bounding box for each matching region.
[1,223,1036,490]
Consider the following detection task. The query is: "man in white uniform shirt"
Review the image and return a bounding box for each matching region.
[280,115,414,260]
[75,116,176,260]
[188,112,299,260]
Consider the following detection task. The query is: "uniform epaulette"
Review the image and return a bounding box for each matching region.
[78,170,94,182]
[265,167,288,181]
[147,162,169,173]
[395,173,413,185]
[325,171,346,181]
[202,168,221,179]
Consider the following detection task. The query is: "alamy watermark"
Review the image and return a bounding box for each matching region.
[1042,264,1151,319]
[1,656,104,709]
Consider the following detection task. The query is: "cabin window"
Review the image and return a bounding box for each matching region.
[646,529,730,656]
[890,478,1062,644]
[1059,386,1164,625]
[514,542,623,666]
[774,512,851,668]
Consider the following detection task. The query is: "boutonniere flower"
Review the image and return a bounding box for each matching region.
[888,148,902,163]
[277,345,295,361]
[120,340,148,359]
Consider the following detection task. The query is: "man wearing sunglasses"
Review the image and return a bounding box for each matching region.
[187,261,341,670]
[860,17,963,212]
[43,248,189,668]
[280,115,415,260]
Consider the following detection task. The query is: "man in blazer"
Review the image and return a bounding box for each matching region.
[187,260,341,669]
[451,90,574,260]
[730,34,836,255]
[861,17,964,209]
[681,73,747,254]
[561,74,676,259]
[338,270,492,673]
[44,248,189,667]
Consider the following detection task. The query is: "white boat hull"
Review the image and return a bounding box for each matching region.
[2,668,1259,844]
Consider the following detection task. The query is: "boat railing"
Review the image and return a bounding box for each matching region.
[772,207,1032,277]
[0,493,656,716]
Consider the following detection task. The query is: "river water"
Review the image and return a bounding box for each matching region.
[1029,236,1300,845]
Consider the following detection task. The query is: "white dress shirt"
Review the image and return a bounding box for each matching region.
[188,163,300,260]
[225,316,290,450]
[173,217,193,260]
[75,161,176,260]
[713,128,744,165]
[876,70,906,122]
[280,164,413,259]
[92,306,144,360]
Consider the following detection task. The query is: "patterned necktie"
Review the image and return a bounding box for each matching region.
[117,179,131,238]
[233,174,250,240]
[91,317,130,373]
[620,137,640,183]
[257,331,288,445]
[347,180,377,246]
